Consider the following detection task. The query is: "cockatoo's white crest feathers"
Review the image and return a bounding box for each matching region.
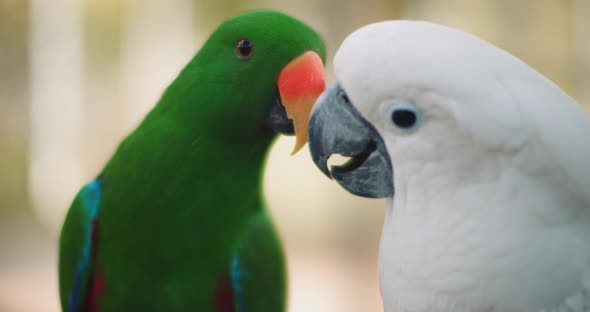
[334,20,590,204]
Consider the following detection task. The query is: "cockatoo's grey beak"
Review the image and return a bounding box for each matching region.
[308,83,394,198]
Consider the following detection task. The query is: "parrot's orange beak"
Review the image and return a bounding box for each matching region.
[278,51,326,155]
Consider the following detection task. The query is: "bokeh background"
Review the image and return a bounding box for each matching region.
[1,0,589,311]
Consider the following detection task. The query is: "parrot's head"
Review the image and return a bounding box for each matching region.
[308,21,529,198]
[176,10,326,154]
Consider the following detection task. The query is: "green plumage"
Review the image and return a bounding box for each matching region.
[59,10,325,311]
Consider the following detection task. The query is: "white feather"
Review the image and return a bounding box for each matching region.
[334,21,590,311]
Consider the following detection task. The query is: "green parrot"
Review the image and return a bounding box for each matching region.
[58,10,326,312]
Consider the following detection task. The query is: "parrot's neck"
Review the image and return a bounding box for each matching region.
[96,62,283,302]
[100,110,276,277]
[378,156,590,312]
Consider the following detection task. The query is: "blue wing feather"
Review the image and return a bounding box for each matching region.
[231,256,247,312]
[228,211,285,312]
[69,179,102,312]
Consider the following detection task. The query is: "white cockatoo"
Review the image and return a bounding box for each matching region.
[308,21,590,312]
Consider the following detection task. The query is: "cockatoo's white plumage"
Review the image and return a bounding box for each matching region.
[333,21,590,311]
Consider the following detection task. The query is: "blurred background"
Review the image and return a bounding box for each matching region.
[1,0,589,311]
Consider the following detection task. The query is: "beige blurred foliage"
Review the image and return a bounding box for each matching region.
[0,0,589,311]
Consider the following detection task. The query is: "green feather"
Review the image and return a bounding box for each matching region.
[59,10,325,311]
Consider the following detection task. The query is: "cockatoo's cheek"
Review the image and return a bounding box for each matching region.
[308,83,394,198]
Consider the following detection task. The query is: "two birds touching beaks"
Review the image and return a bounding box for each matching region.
[59,10,590,312]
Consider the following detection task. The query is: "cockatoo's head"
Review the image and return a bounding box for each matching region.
[309,21,532,198]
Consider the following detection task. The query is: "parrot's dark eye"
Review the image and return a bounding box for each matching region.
[388,100,421,131]
[236,38,254,59]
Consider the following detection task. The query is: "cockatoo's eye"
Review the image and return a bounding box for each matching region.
[388,100,421,131]
[235,38,254,59]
